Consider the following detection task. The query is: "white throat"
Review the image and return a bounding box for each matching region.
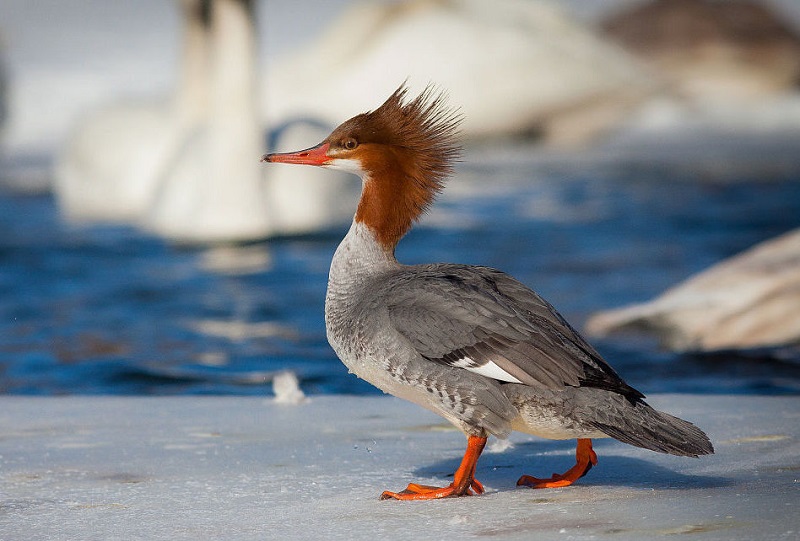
[325,158,367,177]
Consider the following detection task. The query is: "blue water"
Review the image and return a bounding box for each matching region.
[2,155,800,396]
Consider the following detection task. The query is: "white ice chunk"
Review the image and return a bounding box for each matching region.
[272,371,306,405]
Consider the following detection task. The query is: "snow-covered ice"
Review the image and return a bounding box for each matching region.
[0,395,797,540]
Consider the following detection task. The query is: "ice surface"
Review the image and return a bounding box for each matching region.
[0,395,797,540]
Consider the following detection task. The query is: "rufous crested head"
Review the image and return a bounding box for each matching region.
[262,83,462,250]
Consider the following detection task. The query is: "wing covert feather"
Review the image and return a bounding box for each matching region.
[376,264,643,400]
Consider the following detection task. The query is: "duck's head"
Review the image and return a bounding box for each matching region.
[262,84,462,248]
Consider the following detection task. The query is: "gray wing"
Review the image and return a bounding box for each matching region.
[382,264,644,401]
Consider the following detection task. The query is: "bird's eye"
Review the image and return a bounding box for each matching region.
[343,138,358,150]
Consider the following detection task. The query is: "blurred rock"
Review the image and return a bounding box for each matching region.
[586,228,800,351]
[601,0,800,100]
[265,0,654,145]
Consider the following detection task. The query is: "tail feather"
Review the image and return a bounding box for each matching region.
[591,404,714,457]
[502,384,714,457]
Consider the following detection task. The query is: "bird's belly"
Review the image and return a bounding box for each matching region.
[327,330,484,434]
[504,384,609,440]
[328,330,418,400]
[347,352,472,429]
[510,412,607,440]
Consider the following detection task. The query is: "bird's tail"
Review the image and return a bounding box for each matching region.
[504,384,714,457]
[590,400,714,457]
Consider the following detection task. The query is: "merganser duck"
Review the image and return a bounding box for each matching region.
[261,84,713,500]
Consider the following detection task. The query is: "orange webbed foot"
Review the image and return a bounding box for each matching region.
[380,435,487,501]
[517,438,598,489]
[379,478,484,500]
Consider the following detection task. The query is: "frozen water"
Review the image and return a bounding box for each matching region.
[0,395,798,540]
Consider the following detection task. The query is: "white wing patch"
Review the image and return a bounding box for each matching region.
[452,356,522,384]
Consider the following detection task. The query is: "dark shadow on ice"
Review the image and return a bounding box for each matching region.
[413,439,731,493]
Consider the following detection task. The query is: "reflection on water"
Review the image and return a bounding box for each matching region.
[1,156,799,395]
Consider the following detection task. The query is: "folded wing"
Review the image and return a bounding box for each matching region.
[382,264,644,402]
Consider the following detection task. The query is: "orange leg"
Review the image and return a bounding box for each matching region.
[517,438,597,489]
[380,435,487,500]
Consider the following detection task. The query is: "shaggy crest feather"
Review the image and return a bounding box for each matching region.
[370,84,463,199]
[326,84,462,248]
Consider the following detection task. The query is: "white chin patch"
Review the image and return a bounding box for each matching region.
[325,158,365,177]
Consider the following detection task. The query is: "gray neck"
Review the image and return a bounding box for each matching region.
[326,221,398,310]
[329,220,397,279]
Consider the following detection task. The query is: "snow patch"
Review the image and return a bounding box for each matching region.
[272,371,307,405]
[487,438,514,453]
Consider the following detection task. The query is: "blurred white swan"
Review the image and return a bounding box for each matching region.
[54,0,356,243]
[265,0,653,145]
[54,0,652,242]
